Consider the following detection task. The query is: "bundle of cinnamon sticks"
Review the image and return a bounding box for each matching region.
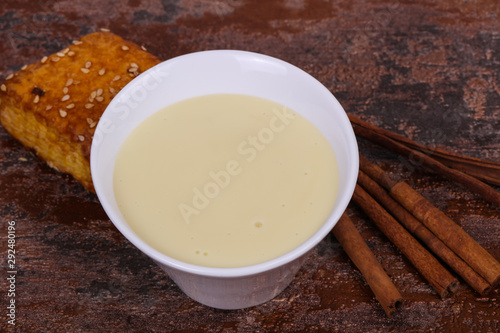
[332,114,500,317]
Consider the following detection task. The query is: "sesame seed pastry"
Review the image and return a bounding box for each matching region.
[0,31,161,192]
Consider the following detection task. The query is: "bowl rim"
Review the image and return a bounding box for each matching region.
[91,49,359,278]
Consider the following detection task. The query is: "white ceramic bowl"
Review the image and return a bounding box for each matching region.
[90,50,359,310]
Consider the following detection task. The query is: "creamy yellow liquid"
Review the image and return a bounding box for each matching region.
[114,94,339,268]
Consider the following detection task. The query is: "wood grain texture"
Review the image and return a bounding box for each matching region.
[0,0,499,332]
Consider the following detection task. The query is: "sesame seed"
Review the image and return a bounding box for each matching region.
[59,109,67,117]
[56,52,65,57]
[98,68,105,76]
[130,62,139,68]
[0,84,6,92]
[109,87,116,94]
[46,105,52,110]
[68,51,75,56]
[63,48,70,54]
[80,68,90,74]
[89,91,97,101]
[73,40,83,45]
[85,103,94,109]
[61,95,70,101]
[96,88,103,96]
[6,74,14,80]
[41,56,48,63]
[121,45,130,51]
[18,157,28,162]
[86,118,93,124]
[85,61,92,69]
[21,64,28,70]
[65,78,73,86]
[51,56,60,62]
[33,95,40,103]
[66,103,75,109]
[63,87,68,94]
[112,75,121,81]
[141,45,147,51]
[78,135,85,141]
[95,96,104,102]
[101,28,110,32]
[89,122,97,129]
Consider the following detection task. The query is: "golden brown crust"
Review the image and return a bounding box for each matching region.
[0,31,161,192]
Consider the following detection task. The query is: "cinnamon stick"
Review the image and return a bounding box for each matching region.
[332,213,403,316]
[359,154,500,287]
[348,114,500,186]
[349,117,500,206]
[357,170,492,295]
[352,184,459,298]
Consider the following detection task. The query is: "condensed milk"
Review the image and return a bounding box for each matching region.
[113,94,339,267]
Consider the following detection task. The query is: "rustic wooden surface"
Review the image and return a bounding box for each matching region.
[1,1,499,332]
